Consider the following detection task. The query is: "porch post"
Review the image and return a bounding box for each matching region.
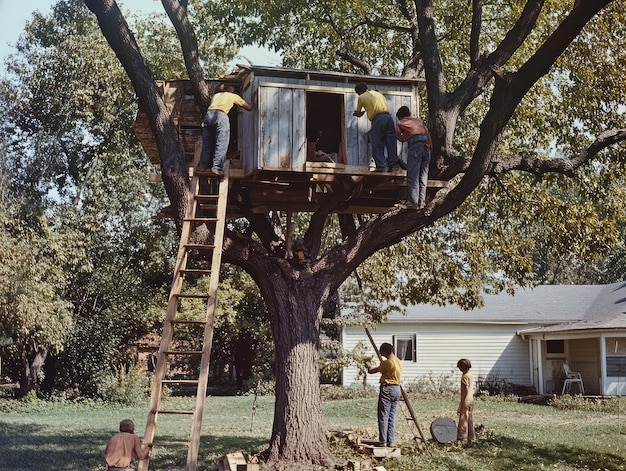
[600,333,607,396]
[535,339,544,394]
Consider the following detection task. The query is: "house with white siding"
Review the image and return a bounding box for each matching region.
[341,282,626,396]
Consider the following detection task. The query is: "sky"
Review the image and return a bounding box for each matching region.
[0,0,280,67]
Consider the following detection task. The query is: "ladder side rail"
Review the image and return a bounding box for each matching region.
[186,163,230,471]
[399,385,428,444]
[139,174,200,471]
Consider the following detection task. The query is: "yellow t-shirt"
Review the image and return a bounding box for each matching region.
[208,91,246,113]
[378,356,403,384]
[356,90,389,121]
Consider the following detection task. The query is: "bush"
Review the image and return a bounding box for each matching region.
[240,378,275,396]
[402,370,458,398]
[321,384,378,400]
[551,394,621,412]
[102,367,150,405]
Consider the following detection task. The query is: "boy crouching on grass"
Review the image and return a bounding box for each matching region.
[104,419,150,471]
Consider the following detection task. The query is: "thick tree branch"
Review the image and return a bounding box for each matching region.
[451,0,545,117]
[160,0,211,109]
[304,181,361,259]
[489,129,626,176]
[511,0,612,103]
[416,0,447,108]
[476,0,613,165]
[315,3,372,74]
[84,0,189,231]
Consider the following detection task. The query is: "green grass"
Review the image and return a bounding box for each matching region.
[1,393,626,470]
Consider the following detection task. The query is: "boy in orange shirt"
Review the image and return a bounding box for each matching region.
[104,419,150,470]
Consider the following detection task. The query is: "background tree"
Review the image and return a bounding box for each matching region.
[0,1,176,397]
[23,0,626,467]
[0,205,74,397]
[0,0,262,400]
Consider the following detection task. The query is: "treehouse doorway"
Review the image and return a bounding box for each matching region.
[306,91,345,164]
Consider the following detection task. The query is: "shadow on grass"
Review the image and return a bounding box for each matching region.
[488,434,624,470]
[149,433,268,471]
[0,421,268,471]
[423,433,626,471]
[0,421,111,470]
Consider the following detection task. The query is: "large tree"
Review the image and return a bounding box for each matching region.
[83,0,626,467]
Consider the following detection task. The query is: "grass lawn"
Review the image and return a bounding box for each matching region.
[1,393,626,470]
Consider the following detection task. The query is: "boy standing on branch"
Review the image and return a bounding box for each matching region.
[395,105,432,210]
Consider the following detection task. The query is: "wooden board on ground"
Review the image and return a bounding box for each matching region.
[430,417,457,444]
[236,465,260,471]
[357,438,401,458]
[213,452,249,471]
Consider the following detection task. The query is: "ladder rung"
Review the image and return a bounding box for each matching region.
[175,293,211,299]
[184,217,219,223]
[184,244,216,250]
[179,269,212,275]
[170,319,206,325]
[158,409,195,415]
[162,350,203,355]
[151,440,190,448]
[195,194,219,201]
[162,379,199,385]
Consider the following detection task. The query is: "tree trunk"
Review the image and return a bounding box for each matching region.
[18,346,47,397]
[261,278,335,468]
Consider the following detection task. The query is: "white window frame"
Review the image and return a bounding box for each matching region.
[393,334,417,362]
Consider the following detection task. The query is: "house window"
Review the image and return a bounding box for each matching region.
[546,340,565,354]
[606,337,626,376]
[393,334,416,362]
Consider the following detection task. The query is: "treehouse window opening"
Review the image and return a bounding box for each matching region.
[306,91,344,164]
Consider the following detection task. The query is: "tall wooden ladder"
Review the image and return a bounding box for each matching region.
[139,163,230,471]
[365,328,429,450]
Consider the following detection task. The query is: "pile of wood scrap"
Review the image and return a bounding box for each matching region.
[518,394,555,405]
[211,452,259,471]
[356,439,401,458]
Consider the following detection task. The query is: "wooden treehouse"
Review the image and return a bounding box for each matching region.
[134,65,446,217]
[133,66,438,471]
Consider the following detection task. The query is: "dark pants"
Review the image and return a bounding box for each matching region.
[370,112,398,169]
[406,135,431,205]
[200,109,230,170]
[377,383,401,445]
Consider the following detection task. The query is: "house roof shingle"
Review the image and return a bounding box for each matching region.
[384,282,626,332]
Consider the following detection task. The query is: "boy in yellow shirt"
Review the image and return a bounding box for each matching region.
[368,342,403,447]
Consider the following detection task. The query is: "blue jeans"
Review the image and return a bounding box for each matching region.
[199,110,230,170]
[406,135,431,205]
[377,383,401,444]
[370,112,398,169]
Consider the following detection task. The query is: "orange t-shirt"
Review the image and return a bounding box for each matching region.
[104,432,149,468]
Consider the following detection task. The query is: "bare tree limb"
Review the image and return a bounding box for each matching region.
[336,49,372,74]
[160,0,211,109]
[469,0,482,67]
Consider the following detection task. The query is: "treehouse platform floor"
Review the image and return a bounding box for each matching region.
[173,160,449,218]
